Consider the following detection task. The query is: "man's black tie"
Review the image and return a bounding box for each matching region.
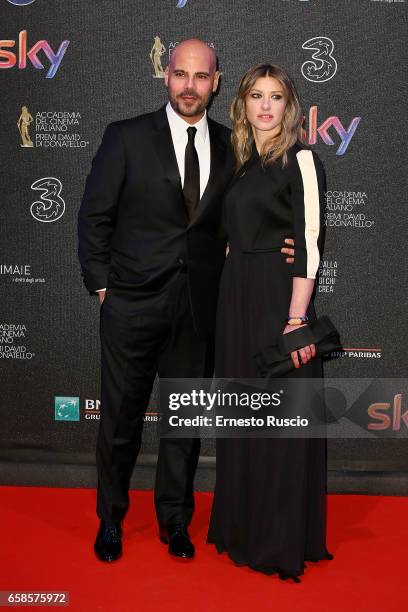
[183,126,200,221]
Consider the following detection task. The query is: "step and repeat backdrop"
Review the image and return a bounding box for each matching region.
[1,0,407,480]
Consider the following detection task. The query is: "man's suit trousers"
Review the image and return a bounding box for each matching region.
[96,270,214,526]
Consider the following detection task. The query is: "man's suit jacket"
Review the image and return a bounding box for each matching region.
[78,105,235,338]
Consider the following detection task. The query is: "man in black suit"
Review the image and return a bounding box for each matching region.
[78,39,295,563]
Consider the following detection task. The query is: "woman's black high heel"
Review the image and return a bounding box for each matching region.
[278,570,301,584]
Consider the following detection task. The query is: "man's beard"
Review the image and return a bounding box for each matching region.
[169,89,211,118]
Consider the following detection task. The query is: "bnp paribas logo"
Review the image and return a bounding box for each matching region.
[55,397,80,421]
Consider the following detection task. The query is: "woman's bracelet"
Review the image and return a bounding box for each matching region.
[287,315,309,326]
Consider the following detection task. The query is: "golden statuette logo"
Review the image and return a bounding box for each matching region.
[150,36,166,78]
[17,105,34,148]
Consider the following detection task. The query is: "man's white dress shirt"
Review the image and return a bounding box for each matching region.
[165,101,211,198]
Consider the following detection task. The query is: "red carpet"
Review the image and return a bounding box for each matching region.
[1,487,407,611]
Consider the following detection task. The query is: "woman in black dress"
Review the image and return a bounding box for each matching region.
[207,64,333,582]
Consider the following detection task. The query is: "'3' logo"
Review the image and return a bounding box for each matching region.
[301,37,337,83]
[30,177,65,223]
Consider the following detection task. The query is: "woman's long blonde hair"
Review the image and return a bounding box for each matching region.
[230,63,305,169]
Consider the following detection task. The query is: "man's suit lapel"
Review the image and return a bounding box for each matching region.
[152,106,189,222]
[189,118,227,227]
[152,107,227,227]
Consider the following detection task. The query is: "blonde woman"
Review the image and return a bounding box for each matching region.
[207,64,333,582]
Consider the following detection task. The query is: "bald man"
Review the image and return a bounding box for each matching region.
[78,39,294,563]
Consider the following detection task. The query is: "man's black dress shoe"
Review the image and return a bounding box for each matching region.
[159,524,195,559]
[94,520,123,562]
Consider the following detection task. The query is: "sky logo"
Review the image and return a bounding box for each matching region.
[55,397,80,421]
[0,30,69,78]
[7,1,36,5]
[307,106,361,155]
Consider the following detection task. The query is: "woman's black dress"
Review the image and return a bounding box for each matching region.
[207,142,333,580]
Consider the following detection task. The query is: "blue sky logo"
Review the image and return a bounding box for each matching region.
[7,1,36,5]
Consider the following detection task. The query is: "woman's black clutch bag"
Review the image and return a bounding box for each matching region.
[254,316,342,378]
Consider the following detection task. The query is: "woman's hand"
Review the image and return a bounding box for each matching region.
[281,238,295,264]
[283,324,316,369]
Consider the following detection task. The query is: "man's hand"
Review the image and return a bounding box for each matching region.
[98,290,106,305]
[281,238,295,264]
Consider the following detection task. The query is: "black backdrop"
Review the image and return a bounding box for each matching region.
[1,0,407,493]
